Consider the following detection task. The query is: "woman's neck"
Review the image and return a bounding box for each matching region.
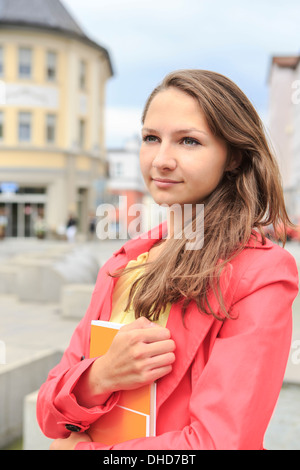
[165,205,183,239]
[165,204,204,250]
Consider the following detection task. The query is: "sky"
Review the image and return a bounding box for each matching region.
[63,0,300,148]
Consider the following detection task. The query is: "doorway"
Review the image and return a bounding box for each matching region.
[0,202,45,238]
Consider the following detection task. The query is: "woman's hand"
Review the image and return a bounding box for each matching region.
[75,317,176,408]
[50,432,92,450]
[102,316,176,391]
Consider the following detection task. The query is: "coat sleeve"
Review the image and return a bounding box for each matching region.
[75,247,299,450]
[36,271,121,439]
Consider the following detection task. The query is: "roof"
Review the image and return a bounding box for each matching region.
[0,0,113,75]
[272,56,300,70]
[267,55,300,83]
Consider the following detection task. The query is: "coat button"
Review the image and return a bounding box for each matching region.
[65,424,82,433]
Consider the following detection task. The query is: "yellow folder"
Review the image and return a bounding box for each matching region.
[88,320,156,445]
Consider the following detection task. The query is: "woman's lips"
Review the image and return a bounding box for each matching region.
[152,178,183,188]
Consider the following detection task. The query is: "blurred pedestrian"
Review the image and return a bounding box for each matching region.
[0,208,8,240]
[88,212,96,240]
[66,214,77,242]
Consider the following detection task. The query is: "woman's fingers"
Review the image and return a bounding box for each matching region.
[119,322,171,346]
[119,316,156,331]
[130,338,175,361]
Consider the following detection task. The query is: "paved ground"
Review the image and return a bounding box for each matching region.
[0,237,299,449]
[0,237,125,364]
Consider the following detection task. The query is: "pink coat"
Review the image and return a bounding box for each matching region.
[37,223,299,450]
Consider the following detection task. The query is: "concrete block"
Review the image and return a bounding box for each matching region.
[0,265,17,294]
[61,284,94,319]
[16,259,65,302]
[23,390,53,450]
[54,250,100,284]
[0,349,62,449]
[12,247,99,303]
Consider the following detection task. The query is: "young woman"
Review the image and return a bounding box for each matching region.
[37,70,299,450]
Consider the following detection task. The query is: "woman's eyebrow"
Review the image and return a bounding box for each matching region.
[142,127,208,136]
[141,127,157,134]
[177,127,208,137]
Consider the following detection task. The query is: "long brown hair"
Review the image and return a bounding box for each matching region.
[111,69,292,321]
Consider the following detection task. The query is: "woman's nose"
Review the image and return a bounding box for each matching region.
[152,143,177,170]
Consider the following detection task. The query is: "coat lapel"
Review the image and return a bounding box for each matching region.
[156,302,216,411]
[156,260,233,412]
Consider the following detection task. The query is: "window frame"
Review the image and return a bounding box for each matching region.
[18,111,32,142]
[46,51,57,82]
[18,47,32,79]
[45,113,56,144]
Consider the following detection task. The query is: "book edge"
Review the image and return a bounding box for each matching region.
[91,319,123,330]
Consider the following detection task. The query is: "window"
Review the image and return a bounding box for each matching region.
[46,114,56,144]
[114,161,123,177]
[79,119,85,148]
[19,47,32,78]
[0,47,3,76]
[0,111,3,140]
[18,112,31,142]
[79,60,86,90]
[46,51,57,81]
[16,187,46,194]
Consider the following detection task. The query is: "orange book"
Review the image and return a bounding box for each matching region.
[88,320,156,445]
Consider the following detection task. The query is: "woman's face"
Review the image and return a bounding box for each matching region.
[140,87,229,207]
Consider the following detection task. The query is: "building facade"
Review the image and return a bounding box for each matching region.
[0,0,113,238]
[105,137,168,239]
[106,137,147,238]
[268,56,300,222]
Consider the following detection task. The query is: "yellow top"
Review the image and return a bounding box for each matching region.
[110,252,171,327]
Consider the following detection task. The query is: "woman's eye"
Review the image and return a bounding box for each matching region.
[182,137,200,146]
[143,135,158,143]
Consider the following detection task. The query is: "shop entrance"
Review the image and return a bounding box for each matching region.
[1,202,45,237]
[0,188,47,238]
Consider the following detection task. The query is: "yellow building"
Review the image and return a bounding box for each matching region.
[0,0,113,238]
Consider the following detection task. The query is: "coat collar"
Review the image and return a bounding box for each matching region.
[245,231,273,250]
[113,222,273,260]
[112,221,169,259]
